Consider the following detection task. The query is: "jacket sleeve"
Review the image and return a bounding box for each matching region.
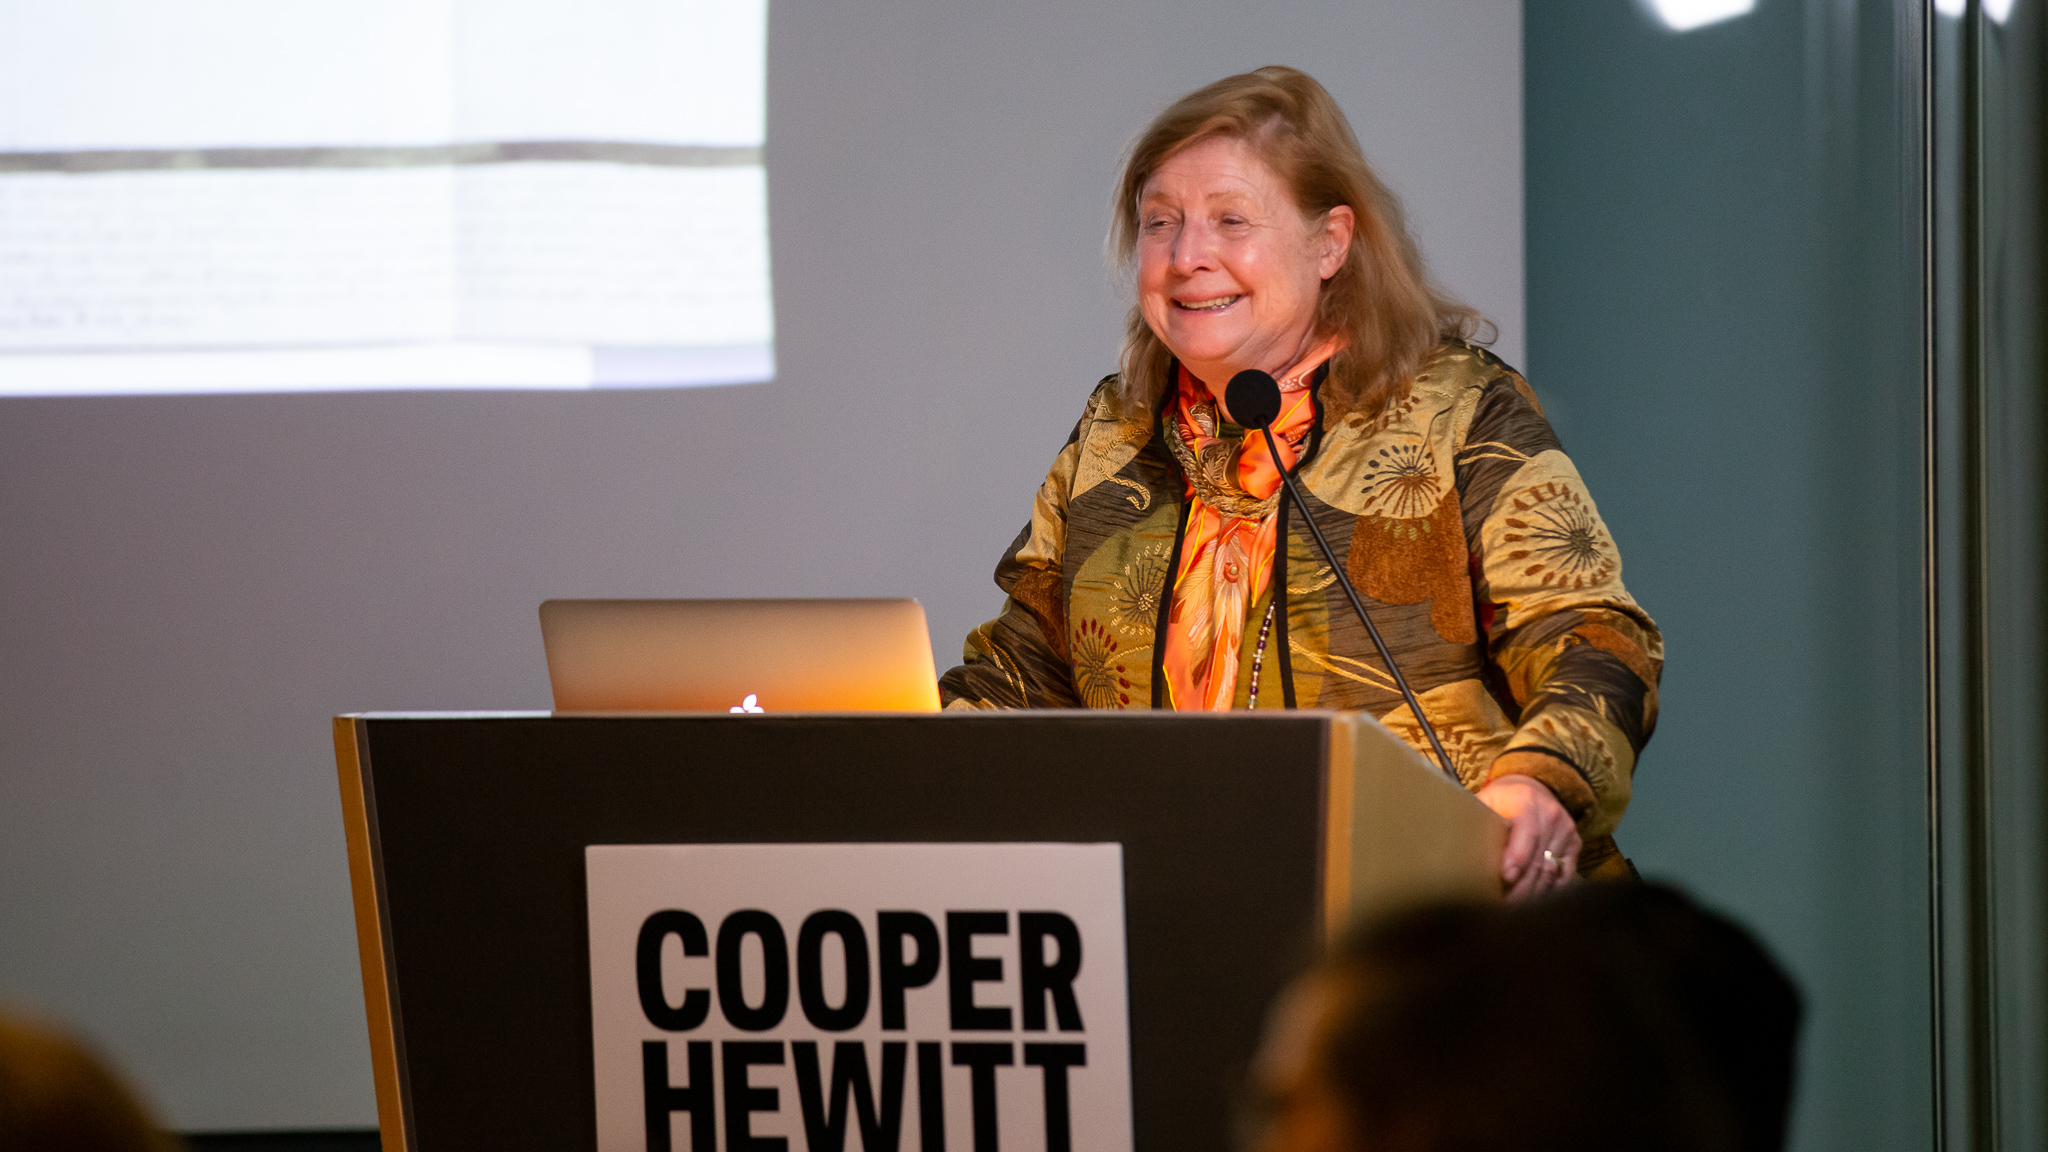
[1455,373,1664,838]
[936,397,1094,709]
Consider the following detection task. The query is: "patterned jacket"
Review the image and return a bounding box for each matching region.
[938,340,1663,846]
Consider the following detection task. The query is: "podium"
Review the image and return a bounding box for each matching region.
[334,710,1503,1152]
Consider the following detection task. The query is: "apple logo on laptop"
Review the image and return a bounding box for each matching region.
[730,693,765,714]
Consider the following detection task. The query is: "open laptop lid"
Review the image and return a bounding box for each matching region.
[539,598,942,713]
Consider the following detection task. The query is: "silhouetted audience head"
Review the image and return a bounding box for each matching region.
[0,1009,181,1152]
[1248,882,1801,1152]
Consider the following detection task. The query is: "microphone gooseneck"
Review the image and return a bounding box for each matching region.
[1224,369,1460,783]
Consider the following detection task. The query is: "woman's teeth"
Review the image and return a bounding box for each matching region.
[1177,295,1241,311]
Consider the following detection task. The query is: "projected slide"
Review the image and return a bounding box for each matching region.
[0,0,772,394]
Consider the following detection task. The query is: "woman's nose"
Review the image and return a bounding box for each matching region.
[1171,222,1216,274]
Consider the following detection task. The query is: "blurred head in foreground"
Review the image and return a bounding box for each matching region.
[0,1010,180,1152]
[1249,882,1801,1152]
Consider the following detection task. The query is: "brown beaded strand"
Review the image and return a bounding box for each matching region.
[1244,601,1277,708]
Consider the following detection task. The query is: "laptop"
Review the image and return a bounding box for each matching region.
[539,598,942,713]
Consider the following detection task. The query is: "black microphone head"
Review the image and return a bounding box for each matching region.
[1225,369,1284,431]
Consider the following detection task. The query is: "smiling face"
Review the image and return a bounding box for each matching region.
[1136,135,1355,397]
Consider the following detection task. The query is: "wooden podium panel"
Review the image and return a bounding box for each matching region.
[335,710,1501,1152]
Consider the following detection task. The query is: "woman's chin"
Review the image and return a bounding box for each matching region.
[1161,333,1252,377]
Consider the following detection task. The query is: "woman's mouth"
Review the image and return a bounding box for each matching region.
[1175,294,1242,312]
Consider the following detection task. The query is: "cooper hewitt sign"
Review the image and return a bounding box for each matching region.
[586,844,1133,1152]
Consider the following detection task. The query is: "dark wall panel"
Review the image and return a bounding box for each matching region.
[1525,4,1929,1150]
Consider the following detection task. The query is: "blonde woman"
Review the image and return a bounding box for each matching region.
[939,68,1662,898]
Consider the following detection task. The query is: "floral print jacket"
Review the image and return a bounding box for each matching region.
[938,340,1664,846]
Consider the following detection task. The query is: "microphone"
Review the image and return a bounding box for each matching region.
[1225,368,1459,782]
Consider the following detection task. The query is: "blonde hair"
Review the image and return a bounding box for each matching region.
[1111,66,1489,414]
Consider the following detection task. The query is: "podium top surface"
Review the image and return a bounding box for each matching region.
[340,708,1356,719]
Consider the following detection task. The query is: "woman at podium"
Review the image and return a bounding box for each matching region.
[938,68,1662,900]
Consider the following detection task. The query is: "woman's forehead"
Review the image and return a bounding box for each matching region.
[1141,136,1288,203]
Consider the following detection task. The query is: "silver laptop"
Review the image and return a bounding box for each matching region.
[539,598,942,713]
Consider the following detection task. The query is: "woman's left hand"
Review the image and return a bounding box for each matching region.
[1476,768,1581,901]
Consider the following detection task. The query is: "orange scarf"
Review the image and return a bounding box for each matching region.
[1161,339,1338,710]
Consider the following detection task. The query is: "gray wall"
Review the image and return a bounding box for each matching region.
[0,1,1523,1129]
[1525,3,1930,1150]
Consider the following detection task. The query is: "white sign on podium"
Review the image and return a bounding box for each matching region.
[587,843,1133,1152]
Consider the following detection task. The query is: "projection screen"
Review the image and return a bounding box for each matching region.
[0,0,772,395]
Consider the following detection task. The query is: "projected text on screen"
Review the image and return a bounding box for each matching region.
[0,0,773,395]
